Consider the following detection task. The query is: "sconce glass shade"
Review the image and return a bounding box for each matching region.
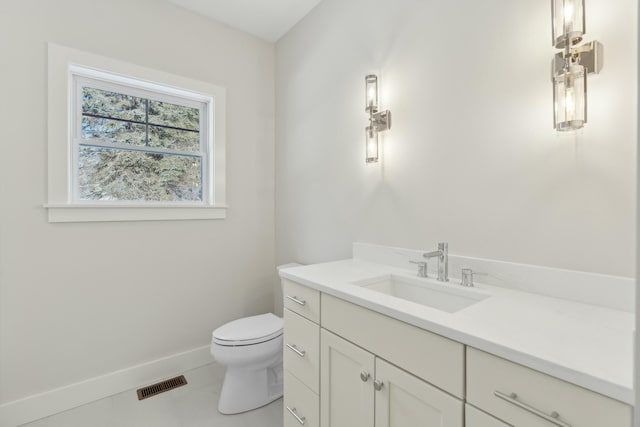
[551,0,585,48]
[365,125,379,163]
[365,75,378,113]
[553,64,587,131]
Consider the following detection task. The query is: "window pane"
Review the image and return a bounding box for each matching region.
[82,87,146,122]
[78,146,202,202]
[148,100,199,131]
[148,125,200,152]
[82,116,146,145]
[81,88,201,152]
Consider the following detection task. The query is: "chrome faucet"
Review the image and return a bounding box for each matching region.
[423,243,448,282]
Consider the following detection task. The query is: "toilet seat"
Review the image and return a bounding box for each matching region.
[213,313,283,346]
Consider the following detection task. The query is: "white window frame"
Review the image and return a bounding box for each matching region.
[46,43,227,222]
[72,74,211,205]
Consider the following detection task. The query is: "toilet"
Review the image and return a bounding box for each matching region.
[210,263,301,414]
[211,313,284,414]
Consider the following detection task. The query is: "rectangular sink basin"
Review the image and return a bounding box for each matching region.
[352,274,490,313]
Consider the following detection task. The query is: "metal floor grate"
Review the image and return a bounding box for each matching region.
[136,375,188,400]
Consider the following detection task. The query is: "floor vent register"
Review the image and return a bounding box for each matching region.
[136,375,188,400]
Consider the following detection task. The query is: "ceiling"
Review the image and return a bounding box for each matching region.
[167,0,323,42]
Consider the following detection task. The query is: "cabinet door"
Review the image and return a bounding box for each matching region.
[375,358,463,427]
[321,329,375,427]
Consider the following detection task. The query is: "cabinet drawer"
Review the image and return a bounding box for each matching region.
[465,405,509,427]
[321,294,464,398]
[284,370,319,427]
[283,279,321,323]
[284,309,320,393]
[467,347,632,427]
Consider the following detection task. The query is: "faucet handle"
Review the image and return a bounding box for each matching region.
[460,268,487,287]
[409,260,428,278]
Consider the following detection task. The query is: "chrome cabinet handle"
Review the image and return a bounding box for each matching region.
[373,379,384,391]
[286,406,306,425]
[286,343,306,357]
[360,371,370,382]
[494,391,571,427]
[286,295,306,306]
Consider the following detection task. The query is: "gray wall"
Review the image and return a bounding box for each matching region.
[636,2,639,425]
[0,0,275,404]
[275,0,637,294]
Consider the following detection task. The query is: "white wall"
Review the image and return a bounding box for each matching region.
[275,0,637,291]
[0,0,274,406]
[635,2,639,422]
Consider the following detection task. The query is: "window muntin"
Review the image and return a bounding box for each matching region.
[72,75,209,204]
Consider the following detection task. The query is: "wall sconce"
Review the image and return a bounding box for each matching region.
[364,75,391,163]
[551,0,603,131]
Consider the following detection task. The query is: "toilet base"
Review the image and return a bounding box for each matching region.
[217,361,283,414]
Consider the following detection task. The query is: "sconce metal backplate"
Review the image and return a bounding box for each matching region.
[552,41,604,78]
[371,110,392,132]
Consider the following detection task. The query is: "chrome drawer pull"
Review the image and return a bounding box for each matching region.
[286,343,307,357]
[360,371,370,382]
[286,295,307,306]
[494,391,571,427]
[373,379,384,391]
[286,406,306,425]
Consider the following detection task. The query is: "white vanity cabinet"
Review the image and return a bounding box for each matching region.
[282,277,632,427]
[320,294,464,427]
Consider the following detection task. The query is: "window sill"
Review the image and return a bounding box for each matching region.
[44,204,228,223]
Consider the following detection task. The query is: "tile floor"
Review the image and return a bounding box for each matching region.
[21,363,283,427]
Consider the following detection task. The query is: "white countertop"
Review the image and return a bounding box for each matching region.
[280,259,635,405]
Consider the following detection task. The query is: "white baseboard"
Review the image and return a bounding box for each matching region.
[0,345,213,427]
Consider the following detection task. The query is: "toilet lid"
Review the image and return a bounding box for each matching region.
[212,313,283,346]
